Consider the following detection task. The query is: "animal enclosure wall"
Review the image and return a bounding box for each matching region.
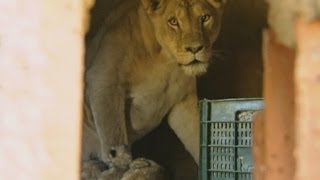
[253,22,320,180]
[0,0,91,179]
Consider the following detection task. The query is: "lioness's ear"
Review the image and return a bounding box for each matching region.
[141,0,164,13]
[207,0,227,9]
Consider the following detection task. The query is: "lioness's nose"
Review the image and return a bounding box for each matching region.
[185,45,204,54]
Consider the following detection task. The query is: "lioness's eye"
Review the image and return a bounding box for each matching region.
[201,14,211,23]
[168,17,178,26]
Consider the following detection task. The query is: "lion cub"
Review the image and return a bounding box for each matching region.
[98,145,168,180]
[98,145,132,180]
[122,158,169,180]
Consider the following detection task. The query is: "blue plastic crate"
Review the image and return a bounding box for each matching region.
[200,98,264,180]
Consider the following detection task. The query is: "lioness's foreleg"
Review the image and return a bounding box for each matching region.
[81,159,108,180]
[167,92,200,165]
[85,52,128,163]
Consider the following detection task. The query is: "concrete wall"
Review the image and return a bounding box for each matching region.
[254,21,320,180]
[254,31,296,180]
[0,0,89,179]
[294,20,320,180]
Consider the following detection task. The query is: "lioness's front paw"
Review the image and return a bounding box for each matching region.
[129,158,151,169]
[81,160,108,180]
[121,158,169,180]
[98,168,125,180]
[101,146,116,164]
[98,145,132,180]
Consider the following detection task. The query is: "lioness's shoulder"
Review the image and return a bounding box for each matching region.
[85,0,139,66]
[103,0,139,30]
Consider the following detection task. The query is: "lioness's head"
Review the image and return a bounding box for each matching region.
[141,0,227,76]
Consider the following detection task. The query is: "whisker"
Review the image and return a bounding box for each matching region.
[210,49,227,62]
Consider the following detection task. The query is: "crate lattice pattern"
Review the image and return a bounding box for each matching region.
[200,99,263,180]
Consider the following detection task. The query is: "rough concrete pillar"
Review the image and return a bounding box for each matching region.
[295,20,320,180]
[253,112,265,180]
[254,30,295,180]
[0,0,87,179]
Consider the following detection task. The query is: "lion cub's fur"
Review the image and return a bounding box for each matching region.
[97,145,168,180]
[82,0,226,168]
[98,145,132,180]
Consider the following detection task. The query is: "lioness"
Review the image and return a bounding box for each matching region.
[82,0,226,169]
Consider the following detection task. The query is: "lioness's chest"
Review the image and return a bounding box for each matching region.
[125,59,193,132]
[128,63,190,108]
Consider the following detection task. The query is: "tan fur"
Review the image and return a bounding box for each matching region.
[98,145,132,180]
[98,146,168,180]
[81,160,108,180]
[82,0,226,168]
[121,158,168,180]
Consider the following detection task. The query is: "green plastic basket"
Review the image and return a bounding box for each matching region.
[199,98,264,180]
